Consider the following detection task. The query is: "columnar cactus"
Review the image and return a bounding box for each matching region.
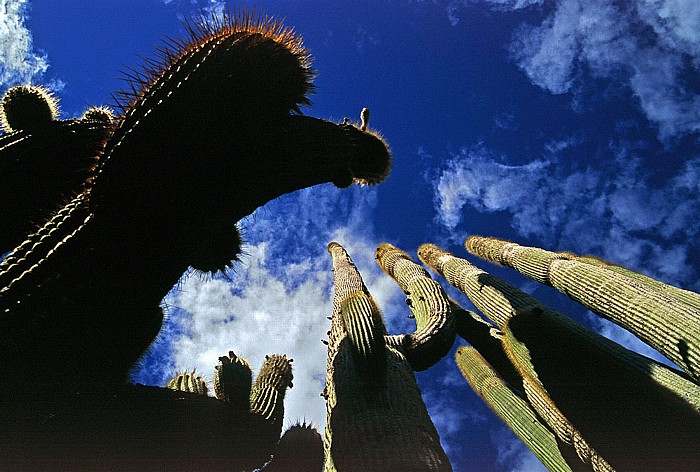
[420,242,700,471]
[324,242,452,471]
[455,346,572,472]
[0,86,113,254]
[465,235,700,381]
[0,11,391,390]
[261,422,324,472]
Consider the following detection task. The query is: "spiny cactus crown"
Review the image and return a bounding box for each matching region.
[258,354,294,390]
[1,84,59,132]
[80,106,116,124]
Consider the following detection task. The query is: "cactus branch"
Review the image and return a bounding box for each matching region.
[375,243,456,371]
[466,236,700,381]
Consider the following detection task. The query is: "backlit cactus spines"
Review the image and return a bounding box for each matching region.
[214,350,253,409]
[324,242,451,471]
[375,243,456,371]
[80,106,116,124]
[0,84,59,132]
[165,369,209,396]
[421,242,700,470]
[456,346,573,472]
[0,10,391,389]
[466,236,700,381]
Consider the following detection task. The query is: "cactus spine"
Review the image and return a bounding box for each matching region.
[466,236,700,381]
[165,369,209,396]
[324,242,452,471]
[419,242,700,471]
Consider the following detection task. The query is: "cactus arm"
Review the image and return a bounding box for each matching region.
[0,87,113,254]
[456,346,574,472]
[261,422,324,472]
[214,350,253,411]
[165,369,209,396]
[465,236,700,381]
[375,243,456,371]
[324,242,452,471]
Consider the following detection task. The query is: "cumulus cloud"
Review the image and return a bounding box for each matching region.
[491,426,548,472]
[432,145,700,288]
[508,0,700,139]
[0,0,49,87]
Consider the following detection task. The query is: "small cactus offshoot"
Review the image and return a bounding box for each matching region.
[0,84,59,132]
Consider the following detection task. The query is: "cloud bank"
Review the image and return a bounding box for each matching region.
[0,0,48,88]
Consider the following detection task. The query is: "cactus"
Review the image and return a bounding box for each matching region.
[324,242,452,471]
[261,422,325,471]
[165,369,209,396]
[0,87,114,254]
[0,10,391,390]
[465,235,700,381]
[420,242,700,471]
[455,346,573,472]
[214,350,253,409]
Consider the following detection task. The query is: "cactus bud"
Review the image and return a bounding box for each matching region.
[1,84,59,132]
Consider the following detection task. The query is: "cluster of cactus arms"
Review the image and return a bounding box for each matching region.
[165,351,323,470]
[323,242,455,471]
[419,237,700,472]
[0,10,390,470]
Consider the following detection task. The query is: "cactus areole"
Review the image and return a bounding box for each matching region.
[0,11,391,390]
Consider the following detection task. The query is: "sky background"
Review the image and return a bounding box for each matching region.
[2,0,699,470]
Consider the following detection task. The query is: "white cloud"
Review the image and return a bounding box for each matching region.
[447,0,543,25]
[432,146,700,288]
[508,0,700,139]
[0,0,48,87]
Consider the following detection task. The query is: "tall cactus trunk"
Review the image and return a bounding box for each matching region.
[324,242,452,471]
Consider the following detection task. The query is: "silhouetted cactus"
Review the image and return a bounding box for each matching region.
[214,350,253,409]
[420,242,700,471]
[324,242,452,471]
[0,86,113,254]
[262,422,325,472]
[0,11,391,391]
[0,10,390,470]
[465,235,700,381]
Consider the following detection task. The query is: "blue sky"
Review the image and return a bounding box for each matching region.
[2,0,699,470]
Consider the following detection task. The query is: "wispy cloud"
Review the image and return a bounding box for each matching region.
[490,426,548,472]
[508,0,700,139]
[432,145,700,288]
[0,0,49,88]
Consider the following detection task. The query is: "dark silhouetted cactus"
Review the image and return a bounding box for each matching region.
[0,86,114,254]
[0,10,390,470]
[0,11,391,390]
[419,241,700,471]
[323,242,453,471]
[262,422,325,472]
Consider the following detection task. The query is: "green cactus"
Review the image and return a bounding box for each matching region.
[0,87,114,254]
[455,346,573,472]
[420,242,700,471]
[324,242,452,471]
[165,369,209,396]
[465,235,700,381]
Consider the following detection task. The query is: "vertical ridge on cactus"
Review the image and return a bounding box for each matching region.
[465,236,700,381]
